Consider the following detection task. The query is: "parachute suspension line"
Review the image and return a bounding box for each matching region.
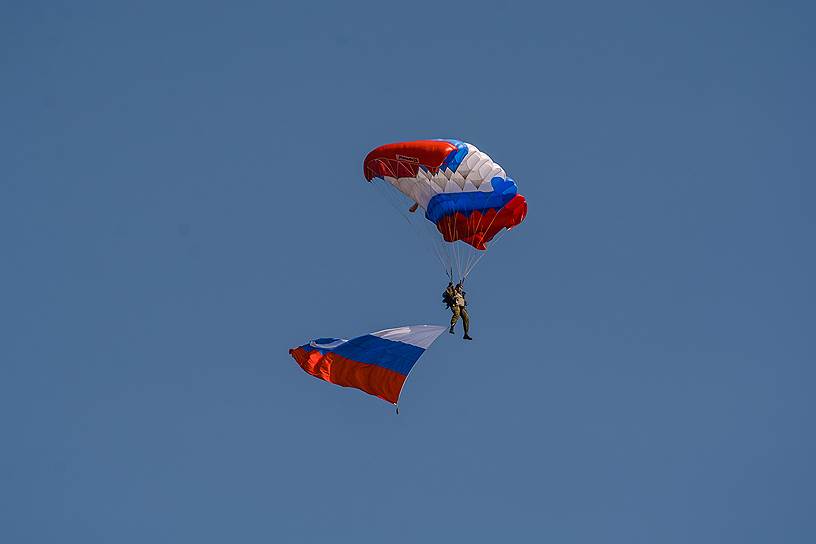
[439,209,460,282]
[450,210,458,281]
[454,232,463,282]
[423,215,454,281]
[464,207,511,279]
[426,225,451,277]
[461,182,518,279]
[463,228,508,279]
[461,194,487,277]
[460,187,502,279]
[465,229,508,277]
[441,210,453,277]
[371,181,449,276]
[451,196,466,283]
[434,179,514,283]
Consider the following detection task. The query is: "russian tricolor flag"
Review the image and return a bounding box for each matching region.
[289,325,447,405]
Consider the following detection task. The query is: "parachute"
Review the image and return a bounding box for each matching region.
[364,140,527,280]
[289,325,447,405]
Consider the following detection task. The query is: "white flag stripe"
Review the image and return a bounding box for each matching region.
[371,325,448,349]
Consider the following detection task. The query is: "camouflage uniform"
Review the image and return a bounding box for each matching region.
[449,285,470,337]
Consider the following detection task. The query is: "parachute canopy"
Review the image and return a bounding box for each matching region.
[364,139,527,250]
[289,325,447,404]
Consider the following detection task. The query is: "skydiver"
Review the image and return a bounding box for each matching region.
[445,282,472,340]
[408,202,419,213]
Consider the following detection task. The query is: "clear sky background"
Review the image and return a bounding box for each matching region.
[2,1,814,542]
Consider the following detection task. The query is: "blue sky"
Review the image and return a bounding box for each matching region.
[2,1,814,542]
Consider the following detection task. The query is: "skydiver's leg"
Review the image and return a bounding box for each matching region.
[461,308,472,339]
[450,306,460,333]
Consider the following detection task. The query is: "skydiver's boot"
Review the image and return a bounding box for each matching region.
[463,334,473,340]
[449,326,455,334]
